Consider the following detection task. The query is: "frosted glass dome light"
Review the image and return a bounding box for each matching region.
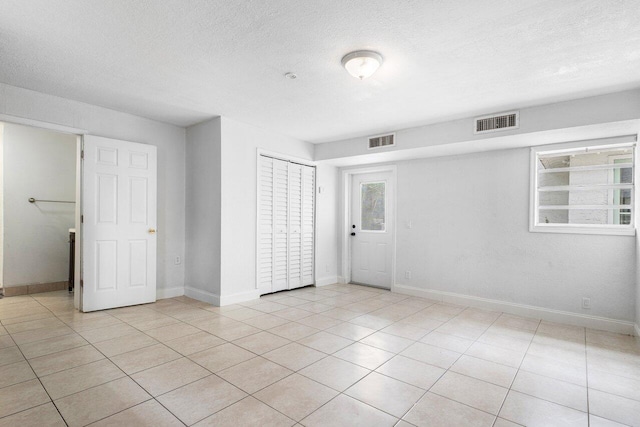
[341,51,383,80]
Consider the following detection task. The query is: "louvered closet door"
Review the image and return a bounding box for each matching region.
[258,155,314,295]
[272,159,290,292]
[301,165,315,286]
[258,157,274,291]
[288,164,303,289]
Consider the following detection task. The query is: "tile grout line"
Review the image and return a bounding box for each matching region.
[3,287,638,426]
[296,303,497,425]
[5,295,166,426]
[54,302,194,426]
[137,300,314,424]
[228,288,419,424]
[3,294,71,426]
[584,327,591,427]
[490,317,541,427]
[174,292,509,424]
[405,306,506,426]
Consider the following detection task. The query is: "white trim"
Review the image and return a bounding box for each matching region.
[315,276,339,287]
[529,224,635,236]
[394,284,636,335]
[607,154,633,225]
[340,165,397,290]
[0,113,86,135]
[219,289,261,306]
[185,286,219,305]
[0,125,3,289]
[535,138,637,155]
[257,148,316,167]
[186,286,261,307]
[635,323,640,337]
[75,136,83,311]
[157,286,185,299]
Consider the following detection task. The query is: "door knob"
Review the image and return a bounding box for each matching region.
[148,228,157,234]
[350,232,356,236]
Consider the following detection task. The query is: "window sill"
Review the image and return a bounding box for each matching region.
[529,224,636,236]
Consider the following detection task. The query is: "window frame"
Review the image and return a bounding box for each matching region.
[607,155,633,225]
[529,138,637,236]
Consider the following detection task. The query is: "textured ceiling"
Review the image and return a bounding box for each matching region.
[1,0,639,143]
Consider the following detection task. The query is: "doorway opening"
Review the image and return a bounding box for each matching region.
[341,166,396,290]
[0,121,81,304]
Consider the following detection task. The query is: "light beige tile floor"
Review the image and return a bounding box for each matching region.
[0,285,639,426]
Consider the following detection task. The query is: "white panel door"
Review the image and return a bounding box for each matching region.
[350,172,393,289]
[82,135,157,312]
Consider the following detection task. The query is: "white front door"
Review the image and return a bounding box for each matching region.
[82,135,157,312]
[350,172,393,289]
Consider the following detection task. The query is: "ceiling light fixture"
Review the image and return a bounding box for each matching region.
[341,50,383,80]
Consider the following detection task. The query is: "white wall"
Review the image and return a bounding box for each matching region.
[185,118,222,301]
[315,89,640,166]
[183,116,332,304]
[0,83,186,293]
[315,164,340,286]
[636,145,640,333]
[637,241,640,332]
[390,148,636,322]
[219,117,315,302]
[2,123,77,286]
[0,124,3,286]
[637,260,640,332]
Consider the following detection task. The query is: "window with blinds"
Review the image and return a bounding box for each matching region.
[258,155,315,294]
[531,138,636,235]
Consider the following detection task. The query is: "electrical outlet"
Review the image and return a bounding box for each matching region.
[582,297,591,309]
[175,256,181,265]
[405,271,412,279]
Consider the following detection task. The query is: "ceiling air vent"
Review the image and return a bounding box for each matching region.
[368,133,395,149]
[474,111,519,134]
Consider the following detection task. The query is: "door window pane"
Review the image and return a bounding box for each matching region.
[361,182,385,231]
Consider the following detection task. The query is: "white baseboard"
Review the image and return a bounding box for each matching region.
[220,289,261,306]
[635,323,640,337]
[184,287,262,307]
[316,276,339,287]
[394,284,636,335]
[156,286,184,300]
[184,286,219,305]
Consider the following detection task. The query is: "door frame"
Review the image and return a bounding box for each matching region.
[0,113,85,310]
[340,165,397,290]
[255,148,317,293]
